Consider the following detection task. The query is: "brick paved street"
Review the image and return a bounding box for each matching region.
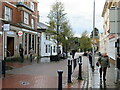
[2,53,85,89]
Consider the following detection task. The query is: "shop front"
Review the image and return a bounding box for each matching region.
[4,25,41,59]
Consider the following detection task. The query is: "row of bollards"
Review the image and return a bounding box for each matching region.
[57,56,82,90]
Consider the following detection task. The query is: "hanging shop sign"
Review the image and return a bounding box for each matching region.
[18,31,23,36]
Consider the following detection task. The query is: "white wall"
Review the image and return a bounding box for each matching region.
[108,38,116,60]
[40,32,57,57]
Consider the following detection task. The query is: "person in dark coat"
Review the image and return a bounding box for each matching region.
[88,52,92,68]
[19,44,24,62]
[71,50,76,59]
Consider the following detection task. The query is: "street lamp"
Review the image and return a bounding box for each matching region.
[92,0,95,72]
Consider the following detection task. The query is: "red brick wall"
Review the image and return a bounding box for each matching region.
[2,1,38,30]
[0,2,3,60]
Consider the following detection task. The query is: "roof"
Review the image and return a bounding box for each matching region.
[37,22,48,30]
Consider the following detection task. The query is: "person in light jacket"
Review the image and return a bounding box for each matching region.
[98,53,110,81]
[29,48,34,62]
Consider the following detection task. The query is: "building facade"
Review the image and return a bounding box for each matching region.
[37,22,57,57]
[0,0,40,60]
[101,1,120,60]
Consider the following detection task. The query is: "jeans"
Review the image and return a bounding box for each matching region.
[100,67,107,81]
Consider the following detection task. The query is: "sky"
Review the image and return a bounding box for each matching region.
[38,0,105,37]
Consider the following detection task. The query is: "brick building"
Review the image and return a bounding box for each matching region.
[0,0,40,60]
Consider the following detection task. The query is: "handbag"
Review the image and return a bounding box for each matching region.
[96,62,99,67]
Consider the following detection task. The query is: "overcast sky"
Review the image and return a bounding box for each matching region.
[38,0,105,37]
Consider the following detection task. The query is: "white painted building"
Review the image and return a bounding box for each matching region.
[37,22,57,57]
[101,1,120,60]
[99,33,105,53]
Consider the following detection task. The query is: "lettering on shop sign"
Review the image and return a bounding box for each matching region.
[7,31,15,35]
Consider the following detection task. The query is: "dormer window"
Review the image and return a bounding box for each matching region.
[4,6,12,21]
[30,2,34,11]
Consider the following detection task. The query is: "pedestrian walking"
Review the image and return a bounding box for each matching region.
[71,49,76,59]
[117,54,120,81]
[97,53,110,81]
[29,48,34,62]
[19,44,24,62]
[88,52,92,68]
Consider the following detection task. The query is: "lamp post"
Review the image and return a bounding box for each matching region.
[92,0,95,72]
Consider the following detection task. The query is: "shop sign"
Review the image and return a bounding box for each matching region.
[18,31,23,36]
[7,31,15,35]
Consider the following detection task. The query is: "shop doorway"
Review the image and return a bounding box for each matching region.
[7,37,14,57]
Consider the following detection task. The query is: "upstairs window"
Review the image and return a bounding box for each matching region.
[46,34,50,40]
[4,6,12,21]
[24,12,29,24]
[30,2,34,11]
[31,19,34,29]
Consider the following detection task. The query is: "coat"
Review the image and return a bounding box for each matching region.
[98,56,110,68]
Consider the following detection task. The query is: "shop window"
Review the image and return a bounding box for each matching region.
[35,35,36,53]
[4,6,12,21]
[29,34,31,50]
[25,33,27,54]
[32,35,34,50]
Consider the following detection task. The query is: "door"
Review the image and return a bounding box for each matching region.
[7,37,14,57]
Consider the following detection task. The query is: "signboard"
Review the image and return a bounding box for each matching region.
[7,31,15,35]
[109,7,120,34]
[3,24,10,31]
[18,31,23,36]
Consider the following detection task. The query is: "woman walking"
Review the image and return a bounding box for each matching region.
[98,53,110,81]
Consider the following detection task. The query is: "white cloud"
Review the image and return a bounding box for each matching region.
[38,0,105,37]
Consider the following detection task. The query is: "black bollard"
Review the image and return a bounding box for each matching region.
[68,59,72,83]
[57,70,63,90]
[68,59,71,65]
[79,56,82,62]
[78,60,82,80]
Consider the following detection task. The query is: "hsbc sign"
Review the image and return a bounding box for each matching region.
[18,31,23,36]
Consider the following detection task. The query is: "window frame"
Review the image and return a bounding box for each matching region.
[24,11,29,24]
[4,6,12,21]
[31,18,34,29]
[30,2,34,11]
